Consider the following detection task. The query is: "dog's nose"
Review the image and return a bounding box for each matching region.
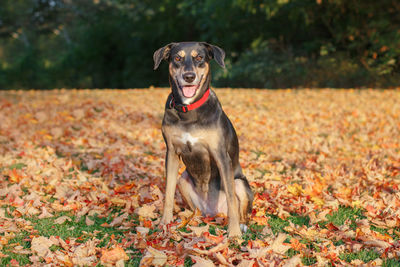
[183,72,196,83]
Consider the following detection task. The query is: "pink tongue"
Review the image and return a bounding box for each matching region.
[182,86,197,98]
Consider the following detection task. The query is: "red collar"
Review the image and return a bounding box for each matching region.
[169,89,210,113]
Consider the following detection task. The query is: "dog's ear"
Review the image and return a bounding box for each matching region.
[201,42,225,68]
[153,43,177,70]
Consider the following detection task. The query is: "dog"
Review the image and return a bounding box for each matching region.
[153,42,253,237]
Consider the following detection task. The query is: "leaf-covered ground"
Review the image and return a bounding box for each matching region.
[0,88,400,266]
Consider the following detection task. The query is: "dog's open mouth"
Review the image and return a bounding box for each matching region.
[181,85,198,98]
[177,75,203,98]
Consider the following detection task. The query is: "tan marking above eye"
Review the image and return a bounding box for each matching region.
[177,50,186,57]
[191,50,198,57]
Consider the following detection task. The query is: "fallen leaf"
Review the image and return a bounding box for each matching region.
[282,255,302,267]
[38,206,54,219]
[109,212,129,227]
[100,246,129,265]
[270,233,290,254]
[31,236,54,258]
[190,255,215,267]
[136,204,157,219]
[54,216,72,224]
[85,216,95,226]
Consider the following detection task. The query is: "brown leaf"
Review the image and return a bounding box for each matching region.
[54,216,72,224]
[85,216,95,226]
[109,212,129,227]
[190,255,215,267]
[136,204,157,219]
[270,233,290,254]
[31,236,54,258]
[282,255,302,267]
[38,206,54,219]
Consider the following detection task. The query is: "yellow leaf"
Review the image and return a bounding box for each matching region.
[110,197,126,206]
[287,183,303,196]
[311,196,325,207]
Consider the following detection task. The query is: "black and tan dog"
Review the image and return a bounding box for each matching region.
[153,42,253,237]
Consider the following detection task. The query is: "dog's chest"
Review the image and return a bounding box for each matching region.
[179,132,199,146]
[171,131,206,155]
[163,125,220,155]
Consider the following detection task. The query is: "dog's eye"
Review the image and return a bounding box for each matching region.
[195,55,203,62]
[174,56,181,62]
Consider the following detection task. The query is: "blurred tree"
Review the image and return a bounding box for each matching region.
[0,0,399,89]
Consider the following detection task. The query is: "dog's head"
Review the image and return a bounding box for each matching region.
[153,42,225,104]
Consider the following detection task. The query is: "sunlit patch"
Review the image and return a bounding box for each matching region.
[0,89,399,265]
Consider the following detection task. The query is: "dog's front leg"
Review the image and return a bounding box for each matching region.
[160,147,179,224]
[211,149,241,237]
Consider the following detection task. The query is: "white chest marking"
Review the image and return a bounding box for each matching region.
[180,132,199,145]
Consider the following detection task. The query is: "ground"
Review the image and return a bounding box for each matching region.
[0,88,400,266]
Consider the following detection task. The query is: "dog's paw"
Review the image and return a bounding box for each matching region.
[228,225,242,238]
[160,214,173,225]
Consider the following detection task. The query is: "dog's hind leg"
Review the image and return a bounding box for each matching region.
[177,171,206,213]
[234,177,254,225]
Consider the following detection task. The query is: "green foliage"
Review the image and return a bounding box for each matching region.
[339,249,380,263]
[289,214,310,227]
[4,163,27,170]
[32,214,125,242]
[242,224,267,241]
[326,206,365,226]
[1,231,33,265]
[301,256,317,266]
[285,248,300,257]
[268,214,290,234]
[267,213,311,234]
[0,0,399,89]
[383,258,400,267]
[0,251,32,266]
[184,256,194,267]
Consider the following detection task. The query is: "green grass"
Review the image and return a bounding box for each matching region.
[125,249,143,267]
[370,225,388,235]
[5,163,27,170]
[30,212,127,242]
[302,256,317,266]
[0,202,394,266]
[333,239,345,246]
[208,225,217,235]
[0,206,141,265]
[268,215,289,234]
[326,206,366,227]
[383,258,400,267]
[1,251,32,266]
[0,231,33,266]
[267,213,310,234]
[242,224,267,241]
[285,248,300,257]
[370,225,400,240]
[289,214,310,227]
[339,249,380,263]
[184,256,194,267]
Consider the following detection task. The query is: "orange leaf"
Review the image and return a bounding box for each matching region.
[290,238,306,251]
[100,246,129,265]
[253,216,269,225]
[9,168,23,183]
[202,232,224,243]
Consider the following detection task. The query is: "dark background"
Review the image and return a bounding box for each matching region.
[0,0,399,89]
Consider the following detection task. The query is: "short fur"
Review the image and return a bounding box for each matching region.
[154,42,253,237]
